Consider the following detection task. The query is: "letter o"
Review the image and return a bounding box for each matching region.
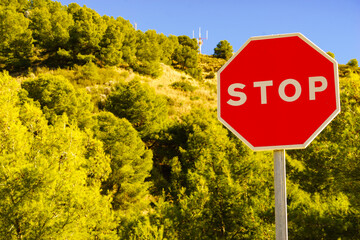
[278,79,302,102]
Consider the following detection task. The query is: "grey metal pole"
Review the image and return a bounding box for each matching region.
[274,149,288,240]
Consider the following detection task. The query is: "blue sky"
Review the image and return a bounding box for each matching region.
[58,0,359,64]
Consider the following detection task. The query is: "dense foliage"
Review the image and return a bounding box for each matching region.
[214,40,234,60]
[0,0,202,79]
[1,0,360,239]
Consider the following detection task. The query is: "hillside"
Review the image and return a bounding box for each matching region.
[1,0,360,239]
[23,54,223,119]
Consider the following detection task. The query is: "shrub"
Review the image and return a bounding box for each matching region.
[22,74,93,127]
[205,72,215,79]
[171,81,197,92]
[105,79,168,138]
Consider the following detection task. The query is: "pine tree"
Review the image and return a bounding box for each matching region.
[67,3,106,64]
[98,16,125,66]
[22,74,93,127]
[91,111,153,211]
[152,109,275,239]
[214,40,233,60]
[105,79,168,139]
[133,30,162,77]
[0,72,117,239]
[0,5,33,71]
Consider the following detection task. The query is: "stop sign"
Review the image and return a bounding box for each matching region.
[217,33,340,151]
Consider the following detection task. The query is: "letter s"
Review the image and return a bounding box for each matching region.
[227,83,247,106]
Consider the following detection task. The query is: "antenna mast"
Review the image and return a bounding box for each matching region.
[194,27,208,54]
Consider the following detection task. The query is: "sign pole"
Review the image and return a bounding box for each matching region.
[274,149,288,240]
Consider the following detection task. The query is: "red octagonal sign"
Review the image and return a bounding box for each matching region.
[217,33,340,151]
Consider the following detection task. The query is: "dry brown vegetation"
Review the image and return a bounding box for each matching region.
[18,54,226,119]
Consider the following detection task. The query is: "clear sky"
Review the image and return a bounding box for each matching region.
[57,0,359,64]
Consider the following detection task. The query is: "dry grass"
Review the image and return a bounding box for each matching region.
[89,57,224,118]
[199,54,226,80]
[145,64,217,118]
[18,55,225,119]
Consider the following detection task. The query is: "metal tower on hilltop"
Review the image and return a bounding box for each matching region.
[193,27,208,54]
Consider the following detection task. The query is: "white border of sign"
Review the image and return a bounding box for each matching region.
[217,33,341,151]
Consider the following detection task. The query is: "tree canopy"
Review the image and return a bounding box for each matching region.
[0,0,202,78]
[214,40,233,60]
[105,79,168,139]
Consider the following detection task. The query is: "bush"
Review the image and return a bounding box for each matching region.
[105,79,168,138]
[214,40,233,60]
[73,61,101,86]
[171,81,197,92]
[185,67,202,80]
[205,72,215,79]
[22,74,93,127]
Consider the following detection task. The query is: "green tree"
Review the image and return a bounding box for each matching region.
[339,59,360,79]
[171,35,202,79]
[67,3,106,64]
[133,30,162,77]
[287,185,356,239]
[92,111,153,211]
[151,109,275,239]
[172,45,197,70]
[91,111,155,238]
[73,60,101,86]
[214,40,233,60]
[98,16,125,66]
[327,51,335,59]
[29,0,73,51]
[0,0,29,12]
[29,0,74,66]
[172,46,201,79]
[158,34,179,65]
[116,16,137,66]
[287,74,360,238]
[0,5,33,71]
[347,58,358,68]
[178,35,198,50]
[0,72,117,239]
[105,79,168,139]
[21,74,93,127]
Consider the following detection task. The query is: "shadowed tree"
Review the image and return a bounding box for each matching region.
[214,40,233,60]
[0,5,33,71]
[0,72,117,239]
[105,79,168,139]
[22,74,93,127]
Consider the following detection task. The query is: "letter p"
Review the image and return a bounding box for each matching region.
[309,76,327,100]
